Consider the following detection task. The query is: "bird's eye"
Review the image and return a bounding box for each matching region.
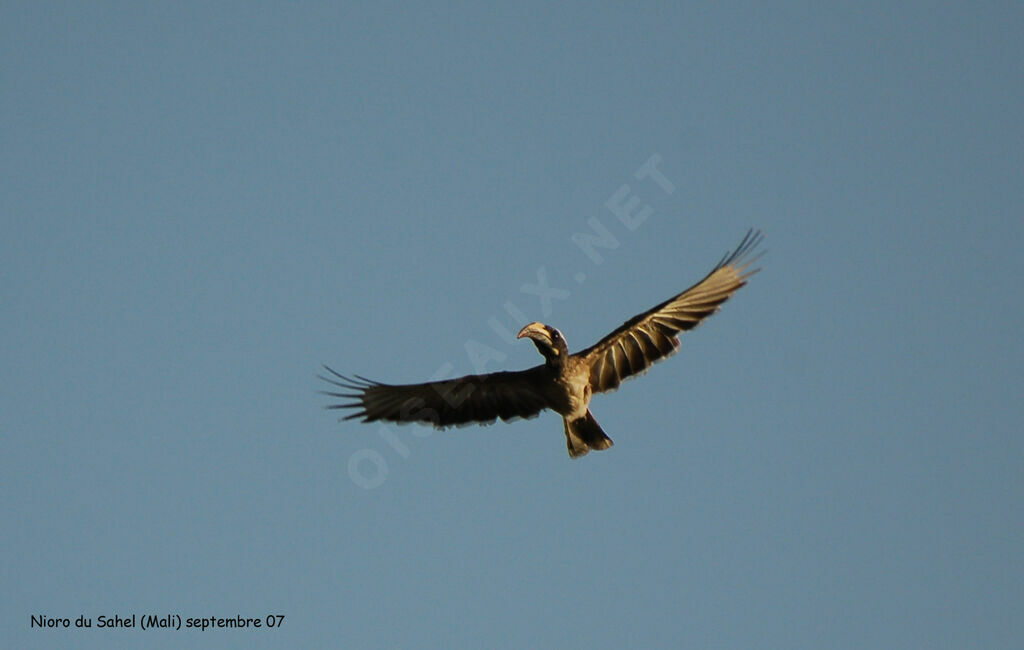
[551,331,561,340]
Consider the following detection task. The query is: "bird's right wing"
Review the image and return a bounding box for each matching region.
[319,365,553,428]
[574,229,762,394]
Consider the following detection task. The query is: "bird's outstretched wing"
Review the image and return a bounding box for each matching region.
[319,365,554,428]
[574,229,763,394]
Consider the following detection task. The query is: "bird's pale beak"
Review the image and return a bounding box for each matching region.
[517,321,548,341]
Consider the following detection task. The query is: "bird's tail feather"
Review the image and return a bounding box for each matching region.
[563,410,614,458]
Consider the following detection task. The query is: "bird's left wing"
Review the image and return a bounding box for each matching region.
[574,229,762,394]
[320,365,553,428]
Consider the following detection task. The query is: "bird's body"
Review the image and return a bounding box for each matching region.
[322,230,762,458]
[550,358,591,420]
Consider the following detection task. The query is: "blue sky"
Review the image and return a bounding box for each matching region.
[3,2,1022,648]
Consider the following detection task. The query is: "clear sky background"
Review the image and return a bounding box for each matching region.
[3,2,1022,648]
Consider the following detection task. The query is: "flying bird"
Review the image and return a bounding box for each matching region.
[322,230,762,458]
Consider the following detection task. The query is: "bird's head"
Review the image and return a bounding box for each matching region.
[517,322,569,367]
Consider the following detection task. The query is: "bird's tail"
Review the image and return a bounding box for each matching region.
[563,410,614,458]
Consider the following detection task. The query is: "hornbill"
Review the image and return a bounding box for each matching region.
[322,230,762,458]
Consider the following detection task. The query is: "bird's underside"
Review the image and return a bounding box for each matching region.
[321,229,762,458]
